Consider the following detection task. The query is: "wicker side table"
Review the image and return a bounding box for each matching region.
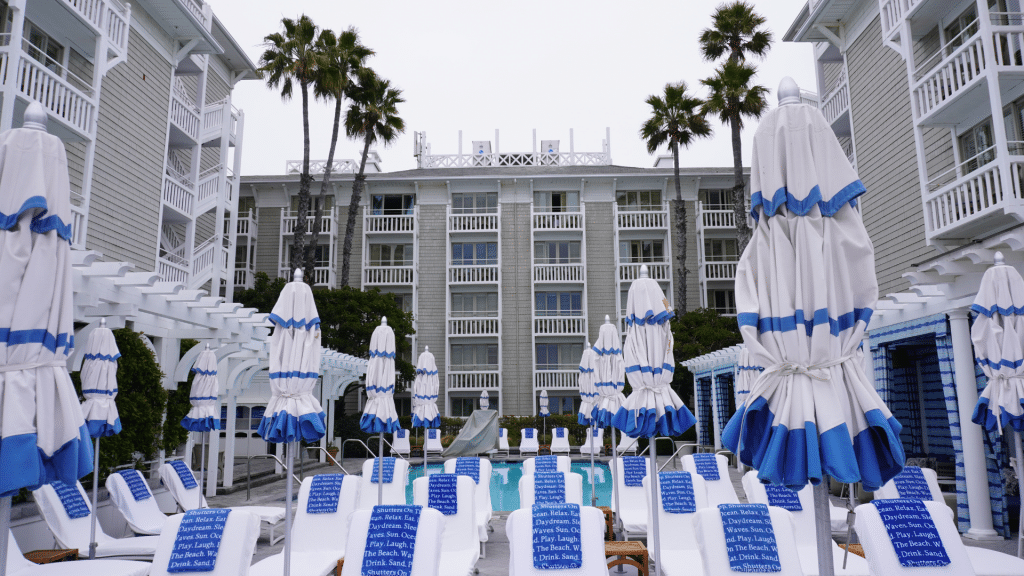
[605,540,648,576]
[24,549,78,564]
[597,506,614,541]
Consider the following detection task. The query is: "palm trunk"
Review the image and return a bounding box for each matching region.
[306,95,344,284]
[341,133,373,287]
[672,142,687,314]
[291,82,312,276]
[730,112,751,252]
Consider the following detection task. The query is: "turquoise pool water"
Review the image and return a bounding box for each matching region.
[405,461,613,510]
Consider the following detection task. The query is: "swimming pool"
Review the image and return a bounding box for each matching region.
[406,461,614,510]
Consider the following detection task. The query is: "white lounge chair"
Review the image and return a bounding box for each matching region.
[578,428,604,456]
[681,453,739,506]
[357,457,411,510]
[6,530,149,576]
[550,428,571,454]
[506,505,608,576]
[518,472,584,508]
[642,471,709,576]
[522,455,571,476]
[443,457,494,545]
[158,460,286,544]
[340,506,446,576]
[741,471,869,576]
[413,474,480,576]
[392,429,412,456]
[425,428,444,456]
[693,504,805,576]
[250,474,360,576]
[610,456,651,540]
[495,428,510,458]
[33,480,160,560]
[872,467,1024,576]
[616,434,639,455]
[519,428,540,455]
[105,468,169,535]
[856,500,976,576]
[149,509,261,576]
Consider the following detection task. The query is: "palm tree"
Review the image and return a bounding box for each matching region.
[640,82,712,313]
[258,15,323,277]
[305,27,373,283]
[701,60,769,250]
[699,0,772,251]
[340,69,406,287]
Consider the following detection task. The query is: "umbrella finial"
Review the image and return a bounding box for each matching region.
[424,345,429,352]
[293,268,303,282]
[604,314,611,324]
[381,316,388,326]
[205,343,211,350]
[639,264,649,278]
[23,101,48,132]
[587,341,591,349]
[99,318,106,328]
[778,77,801,106]
[995,251,1005,266]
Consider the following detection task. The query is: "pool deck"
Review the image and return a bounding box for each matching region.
[211,454,1019,573]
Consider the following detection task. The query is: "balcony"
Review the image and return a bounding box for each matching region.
[280,266,334,287]
[533,317,586,335]
[911,34,987,125]
[364,265,414,285]
[235,209,257,239]
[448,265,499,284]
[697,204,736,230]
[365,213,415,233]
[821,70,850,136]
[158,255,189,285]
[161,172,195,217]
[448,212,499,232]
[421,151,610,169]
[447,318,500,336]
[169,81,201,143]
[0,45,96,139]
[615,208,668,229]
[879,0,927,41]
[702,261,738,281]
[234,268,254,290]
[282,207,337,236]
[201,99,239,145]
[447,371,500,390]
[532,210,583,230]
[196,164,231,214]
[533,263,584,283]
[534,370,579,390]
[618,262,671,281]
[923,152,1024,241]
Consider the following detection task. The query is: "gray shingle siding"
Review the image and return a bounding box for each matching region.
[256,207,281,275]
[585,202,615,337]
[501,202,533,415]
[417,204,448,403]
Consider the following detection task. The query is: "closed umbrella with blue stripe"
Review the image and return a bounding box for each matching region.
[181,345,219,511]
[539,389,550,439]
[361,317,399,505]
[79,318,120,559]
[0,105,92,575]
[722,79,903,576]
[970,251,1024,557]
[578,342,600,505]
[593,315,626,532]
[411,346,439,474]
[257,268,326,576]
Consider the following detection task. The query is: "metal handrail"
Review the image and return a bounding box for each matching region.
[310,446,351,474]
[659,442,700,472]
[340,438,373,463]
[246,454,300,501]
[367,435,411,463]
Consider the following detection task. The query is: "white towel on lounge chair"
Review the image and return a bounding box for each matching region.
[413,474,480,576]
[393,429,412,456]
[518,472,584,508]
[616,434,639,455]
[356,457,411,510]
[578,428,604,456]
[550,428,571,454]
[693,504,804,576]
[741,471,869,576]
[443,457,493,542]
[497,428,510,455]
[506,505,607,576]
[855,500,975,576]
[522,456,570,476]
[681,454,739,506]
[33,481,160,560]
[425,428,444,455]
[643,471,708,576]
[610,456,650,539]
[519,429,539,455]
[149,509,260,576]
[250,474,360,576]
[6,530,149,576]
[106,468,168,535]
[340,506,446,576]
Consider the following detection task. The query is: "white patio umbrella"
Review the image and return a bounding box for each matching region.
[721,78,903,576]
[612,266,696,576]
[0,104,93,576]
[577,342,599,506]
[479,390,489,410]
[361,317,399,505]
[79,318,121,559]
[969,251,1024,557]
[181,345,219,510]
[411,346,440,473]
[257,268,326,576]
[539,389,550,439]
[593,315,626,532]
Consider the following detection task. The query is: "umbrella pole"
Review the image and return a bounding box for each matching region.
[610,427,622,538]
[648,444,661,576]
[423,429,427,480]
[1016,432,1024,558]
[284,442,294,576]
[590,424,596,506]
[813,479,836,576]
[198,431,206,510]
[89,436,100,559]
[0,496,10,576]
[378,436,385,506]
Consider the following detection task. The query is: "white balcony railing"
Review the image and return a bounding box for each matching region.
[616,209,668,229]
[533,317,586,335]
[703,261,738,281]
[235,210,257,237]
[912,35,985,120]
[363,265,414,285]
[618,262,671,281]
[183,0,207,26]
[699,207,736,229]
[285,159,361,175]
[191,237,218,276]
[924,161,1010,237]
[533,263,585,283]
[279,266,334,286]
[234,268,254,289]
[532,211,583,230]
[196,165,222,208]
[105,1,130,54]
[821,71,850,126]
[448,213,499,231]
[447,371,500,390]
[170,92,201,141]
[365,213,415,233]
[447,318,500,336]
[202,99,239,141]
[282,208,336,235]
[448,265,499,283]
[70,204,86,247]
[2,49,96,137]
[158,256,189,285]
[162,173,195,216]
[421,152,610,169]
[879,0,924,39]
[534,370,580,390]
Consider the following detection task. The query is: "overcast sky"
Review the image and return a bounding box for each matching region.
[213,0,817,175]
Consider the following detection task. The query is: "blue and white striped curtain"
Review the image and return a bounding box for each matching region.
[694,374,713,446]
[974,363,1010,537]
[713,372,733,443]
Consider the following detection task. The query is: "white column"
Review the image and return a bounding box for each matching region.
[205,421,220,498]
[948,309,999,539]
[223,394,237,488]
